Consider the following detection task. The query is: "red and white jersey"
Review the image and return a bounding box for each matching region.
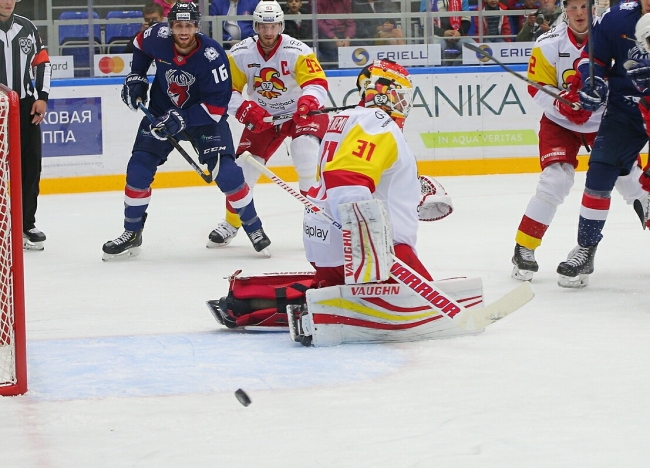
[304,106,420,268]
[528,21,603,133]
[227,34,328,122]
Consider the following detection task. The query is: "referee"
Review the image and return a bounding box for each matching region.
[0,0,51,251]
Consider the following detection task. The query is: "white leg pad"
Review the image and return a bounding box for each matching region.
[339,199,394,284]
[303,277,484,347]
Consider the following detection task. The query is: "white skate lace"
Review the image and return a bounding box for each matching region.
[213,221,237,238]
[565,246,590,267]
[249,230,264,243]
[113,231,134,246]
[518,245,535,262]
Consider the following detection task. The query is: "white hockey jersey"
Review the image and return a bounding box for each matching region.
[528,21,603,133]
[304,106,420,268]
[227,34,328,122]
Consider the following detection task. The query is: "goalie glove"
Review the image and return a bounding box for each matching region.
[338,199,394,285]
[150,109,186,140]
[121,73,149,111]
[418,175,453,221]
[235,100,273,133]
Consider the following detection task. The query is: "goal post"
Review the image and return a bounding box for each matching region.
[0,83,27,396]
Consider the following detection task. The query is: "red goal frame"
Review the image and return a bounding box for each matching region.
[0,83,27,396]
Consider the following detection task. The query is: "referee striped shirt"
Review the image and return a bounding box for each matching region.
[0,13,51,101]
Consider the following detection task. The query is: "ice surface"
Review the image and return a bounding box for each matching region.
[2,172,649,467]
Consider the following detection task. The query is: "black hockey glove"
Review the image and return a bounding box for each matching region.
[625,59,650,94]
[150,109,186,140]
[121,73,149,111]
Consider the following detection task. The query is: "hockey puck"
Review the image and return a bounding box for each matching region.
[234,388,251,407]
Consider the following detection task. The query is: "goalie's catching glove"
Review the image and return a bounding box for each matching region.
[121,73,149,111]
[293,95,320,124]
[150,109,186,140]
[418,175,453,221]
[235,100,273,133]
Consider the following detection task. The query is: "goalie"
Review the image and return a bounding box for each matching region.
[207,60,486,347]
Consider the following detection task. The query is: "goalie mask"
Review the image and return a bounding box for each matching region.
[356,59,414,128]
[636,13,650,55]
[253,0,285,34]
[168,1,201,27]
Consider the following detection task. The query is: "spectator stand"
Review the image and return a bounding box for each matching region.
[105,10,142,54]
[57,11,102,77]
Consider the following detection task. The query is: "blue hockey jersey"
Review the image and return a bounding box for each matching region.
[131,23,232,127]
[578,2,650,110]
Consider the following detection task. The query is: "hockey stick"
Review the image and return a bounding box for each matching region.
[239,151,534,331]
[463,42,580,110]
[263,104,358,123]
[137,102,213,184]
[587,0,594,85]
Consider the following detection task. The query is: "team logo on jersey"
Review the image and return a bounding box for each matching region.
[253,67,287,99]
[165,69,196,108]
[19,38,33,54]
[204,47,219,61]
[157,26,170,38]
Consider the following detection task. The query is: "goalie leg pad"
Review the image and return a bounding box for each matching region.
[303,277,484,347]
[338,199,394,285]
[210,271,315,329]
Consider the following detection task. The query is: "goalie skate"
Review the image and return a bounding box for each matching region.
[206,220,238,248]
[557,245,597,289]
[205,298,238,329]
[23,227,46,251]
[287,303,313,346]
[511,244,538,281]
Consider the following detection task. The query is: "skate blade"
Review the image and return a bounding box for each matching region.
[206,238,233,248]
[511,265,533,282]
[23,239,44,251]
[101,246,140,261]
[259,247,272,258]
[557,273,589,289]
[205,300,225,325]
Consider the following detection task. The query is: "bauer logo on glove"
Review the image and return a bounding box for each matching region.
[418,175,453,222]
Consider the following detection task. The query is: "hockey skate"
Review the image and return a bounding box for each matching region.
[246,227,271,256]
[511,244,538,281]
[206,220,238,248]
[287,303,312,347]
[23,227,46,251]
[102,228,143,260]
[557,245,597,289]
[205,298,238,329]
[633,194,650,230]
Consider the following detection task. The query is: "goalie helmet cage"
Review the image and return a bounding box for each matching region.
[0,84,27,396]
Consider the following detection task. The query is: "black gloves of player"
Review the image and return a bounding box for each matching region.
[121,73,149,111]
[150,109,186,140]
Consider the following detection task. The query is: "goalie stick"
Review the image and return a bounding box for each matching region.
[463,42,580,110]
[263,104,358,123]
[137,102,213,184]
[239,151,534,331]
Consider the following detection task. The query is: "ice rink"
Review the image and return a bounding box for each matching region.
[2,171,650,467]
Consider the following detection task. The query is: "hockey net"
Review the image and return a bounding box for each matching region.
[0,84,26,396]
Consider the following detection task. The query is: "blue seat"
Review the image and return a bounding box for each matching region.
[105,10,142,53]
[59,11,102,77]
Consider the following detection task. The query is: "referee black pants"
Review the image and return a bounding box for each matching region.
[19,97,42,231]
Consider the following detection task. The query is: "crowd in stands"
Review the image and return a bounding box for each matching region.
[55,0,627,69]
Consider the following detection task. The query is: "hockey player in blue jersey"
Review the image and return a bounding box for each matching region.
[556,0,650,288]
[102,2,270,260]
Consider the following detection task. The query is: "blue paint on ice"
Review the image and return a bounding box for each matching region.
[26,331,406,401]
